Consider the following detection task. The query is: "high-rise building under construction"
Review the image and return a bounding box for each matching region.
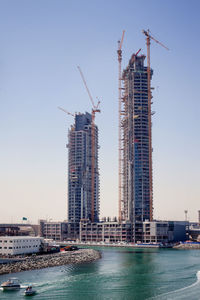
[121,53,153,223]
[67,112,99,223]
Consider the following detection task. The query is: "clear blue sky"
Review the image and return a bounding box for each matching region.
[0,0,200,223]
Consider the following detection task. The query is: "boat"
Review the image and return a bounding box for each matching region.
[1,278,20,290]
[24,286,36,296]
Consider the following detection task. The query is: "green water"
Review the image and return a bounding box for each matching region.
[1,247,200,300]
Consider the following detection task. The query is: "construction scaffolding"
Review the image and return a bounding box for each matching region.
[121,53,153,224]
[67,112,100,223]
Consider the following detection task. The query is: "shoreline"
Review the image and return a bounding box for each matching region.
[64,241,171,249]
[63,241,200,250]
[0,249,101,275]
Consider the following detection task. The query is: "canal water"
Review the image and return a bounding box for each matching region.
[0,247,200,300]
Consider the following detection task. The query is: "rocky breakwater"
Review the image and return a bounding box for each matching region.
[173,242,200,249]
[0,249,101,275]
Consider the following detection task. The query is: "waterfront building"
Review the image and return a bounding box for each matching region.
[79,220,188,244]
[39,220,79,241]
[39,220,68,241]
[189,223,200,241]
[68,112,99,223]
[80,220,132,243]
[0,236,43,256]
[121,54,153,225]
[135,221,188,243]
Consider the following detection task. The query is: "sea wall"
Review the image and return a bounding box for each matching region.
[0,249,101,275]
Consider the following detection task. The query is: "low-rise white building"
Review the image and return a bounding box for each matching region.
[0,236,43,256]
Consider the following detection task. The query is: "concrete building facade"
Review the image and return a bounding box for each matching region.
[80,220,132,243]
[39,220,79,241]
[135,221,188,243]
[68,112,99,223]
[80,220,188,244]
[39,221,68,241]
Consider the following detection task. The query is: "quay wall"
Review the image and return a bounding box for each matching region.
[65,242,163,248]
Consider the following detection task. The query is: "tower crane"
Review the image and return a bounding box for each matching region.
[117,30,125,222]
[142,29,169,221]
[57,106,75,117]
[77,66,100,223]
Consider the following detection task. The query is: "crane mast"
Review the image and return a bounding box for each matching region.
[77,66,100,223]
[117,30,125,222]
[142,29,169,221]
